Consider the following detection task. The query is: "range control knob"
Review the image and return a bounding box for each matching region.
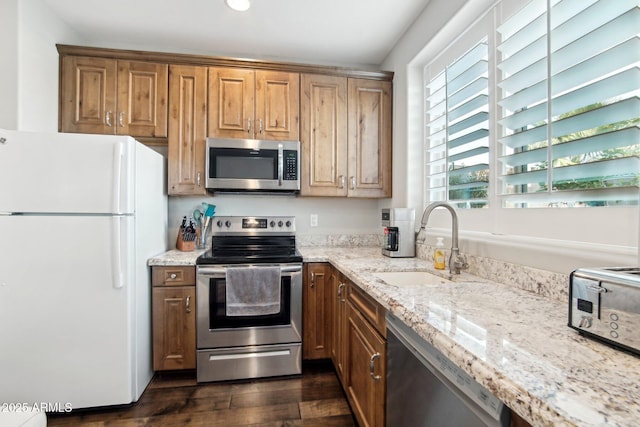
[285,220,292,228]
[225,220,232,228]
[278,220,284,227]
[216,220,223,228]
[270,220,276,228]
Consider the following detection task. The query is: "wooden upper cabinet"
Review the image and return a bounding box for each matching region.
[60,56,117,134]
[300,76,392,198]
[255,70,299,140]
[60,56,168,138]
[300,74,348,196]
[168,65,208,196]
[208,67,299,141]
[116,61,168,137]
[347,78,392,198]
[208,67,254,139]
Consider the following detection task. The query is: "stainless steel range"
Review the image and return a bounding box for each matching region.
[195,216,303,382]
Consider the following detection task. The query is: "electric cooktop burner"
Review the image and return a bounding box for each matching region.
[196,215,302,265]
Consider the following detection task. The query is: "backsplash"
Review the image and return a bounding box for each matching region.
[297,234,382,248]
[416,242,569,303]
[297,234,570,303]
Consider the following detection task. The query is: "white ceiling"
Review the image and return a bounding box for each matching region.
[43,0,431,68]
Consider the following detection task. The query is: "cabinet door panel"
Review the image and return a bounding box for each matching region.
[117,61,168,137]
[303,263,332,359]
[168,65,207,195]
[331,270,348,384]
[347,79,392,198]
[60,56,116,134]
[347,301,386,427]
[300,74,348,196]
[256,70,299,140]
[208,67,254,138]
[152,287,196,371]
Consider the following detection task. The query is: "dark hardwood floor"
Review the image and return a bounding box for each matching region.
[47,361,355,427]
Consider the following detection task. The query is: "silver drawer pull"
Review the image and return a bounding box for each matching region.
[186,296,191,313]
[369,352,381,381]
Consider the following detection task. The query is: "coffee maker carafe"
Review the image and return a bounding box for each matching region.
[381,208,415,258]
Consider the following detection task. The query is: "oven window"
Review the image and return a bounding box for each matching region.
[208,277,291,329]
[211,148,277,179]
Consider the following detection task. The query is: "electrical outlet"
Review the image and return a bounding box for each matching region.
[310,214,318,227]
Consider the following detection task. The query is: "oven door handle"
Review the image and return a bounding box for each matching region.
[197,265,303,276]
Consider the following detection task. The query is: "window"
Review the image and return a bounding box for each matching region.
[426,0,640,209]
[499,0,640,208]
[426,39,490,209]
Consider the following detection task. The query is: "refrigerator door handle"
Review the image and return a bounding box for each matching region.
[112,216,124,289]
[113,142,124,214]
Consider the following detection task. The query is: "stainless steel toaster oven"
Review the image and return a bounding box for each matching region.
[569,267,640,355]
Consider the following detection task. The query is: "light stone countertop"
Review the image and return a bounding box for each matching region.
[148,246,640,426]
[147,248,207,266]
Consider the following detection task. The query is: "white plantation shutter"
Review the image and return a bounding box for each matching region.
[497,0,550,205]
[426,40,490,208]
[498,0,640,207]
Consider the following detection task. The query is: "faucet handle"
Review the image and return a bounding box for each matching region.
[453,254,468,271]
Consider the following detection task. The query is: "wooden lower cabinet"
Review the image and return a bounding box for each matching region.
[324,265,386,427]
[303,263,332,359]
[151,266,196,371]
[330,268,348,383]
[345,282,386,427]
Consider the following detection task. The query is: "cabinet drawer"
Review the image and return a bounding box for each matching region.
[347,282,386,337]
[151,266,196,286]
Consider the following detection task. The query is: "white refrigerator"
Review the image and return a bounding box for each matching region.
[0,129,168,409]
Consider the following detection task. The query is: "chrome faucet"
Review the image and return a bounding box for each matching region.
[416,202,468,275]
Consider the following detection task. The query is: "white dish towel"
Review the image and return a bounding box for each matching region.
[225,266,281,316]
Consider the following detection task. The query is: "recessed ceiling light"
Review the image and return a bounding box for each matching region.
[225,0,250,12]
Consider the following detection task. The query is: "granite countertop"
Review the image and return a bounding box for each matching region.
[148,246,640,426]
[147,248,207,266]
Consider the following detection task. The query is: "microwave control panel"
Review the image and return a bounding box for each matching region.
[284,150,298,180]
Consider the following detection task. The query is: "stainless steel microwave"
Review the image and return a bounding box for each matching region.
[205,138,300,193]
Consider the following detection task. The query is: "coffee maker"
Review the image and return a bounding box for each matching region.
[381,208,415,258]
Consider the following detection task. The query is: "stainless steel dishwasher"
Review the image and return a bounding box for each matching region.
[386,314,510,427]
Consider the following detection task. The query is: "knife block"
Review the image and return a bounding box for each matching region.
[176,231,195,252]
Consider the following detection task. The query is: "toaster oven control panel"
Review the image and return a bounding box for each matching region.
[569,271,640,355]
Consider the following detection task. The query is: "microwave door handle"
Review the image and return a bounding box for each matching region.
[278,143,284,186]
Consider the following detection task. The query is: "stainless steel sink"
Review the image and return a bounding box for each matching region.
[373,271,452,287]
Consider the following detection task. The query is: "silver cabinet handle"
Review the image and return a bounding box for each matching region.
[337,283,346,303]
[369,352,381,381]
[119,111,125,127]
[339,175,345,189]
[106,111,113,127]
[170,273,177,279]
[310,272,315,288]
[350,176,356,190]
[197,172,201,187]
[259,118,263,134]
[186,296,191,313]
[247,117,252,133]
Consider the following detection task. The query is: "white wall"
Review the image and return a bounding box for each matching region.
[0,0,19,130]
[169,195,380,246]
[17,0,83,132]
